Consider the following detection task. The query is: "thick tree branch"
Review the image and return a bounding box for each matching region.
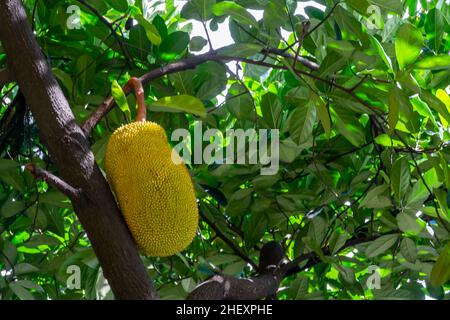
[0,0,157,300]
[188,273,281,300]
[189,231,399,300]
[0,68,13,89]
[25,163,81,199]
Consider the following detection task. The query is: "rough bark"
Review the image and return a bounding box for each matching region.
[0,68,12,89]
[0,0,157,300]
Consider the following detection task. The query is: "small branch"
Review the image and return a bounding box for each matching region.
[263,47,319,71]
[199,208,258,270]
[292,21,310,70]
[201,20,214,52]
[305,1,341,37]
[25,164,81,200]
[349,74,369,91]
[233,23,319,71]
[76,0,133,68]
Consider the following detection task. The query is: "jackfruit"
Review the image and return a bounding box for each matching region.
[105,80,198,257]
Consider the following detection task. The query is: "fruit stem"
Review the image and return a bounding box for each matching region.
[125,77,147,122]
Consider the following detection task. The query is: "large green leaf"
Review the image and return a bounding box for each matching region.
[395,23,424,70]
[150,95,206,118]
[288,100,317,145]
[260,92,282,129]
[158,31,190,61]
[212,1,258,27]
[414,55,450,70]
[134,14,162,45]
[431,242,450,287]
[391,157,410,202]
[111,80,130,116]
[366,234,399,258]
[104,0,128,12]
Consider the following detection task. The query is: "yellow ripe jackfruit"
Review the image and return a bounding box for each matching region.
[105,121,198,257]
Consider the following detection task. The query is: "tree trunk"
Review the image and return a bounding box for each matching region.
[0,0,157,300]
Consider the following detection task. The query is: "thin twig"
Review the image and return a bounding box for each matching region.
[305,1,341,37]
[76,0,133,68]
[199,207,258,270]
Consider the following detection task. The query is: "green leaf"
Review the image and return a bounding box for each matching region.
[421,91,450,126]
[370,0,402,15]
[435,189,450,220]
[414,55,450,70]
[332,104,365,147]
[260,92,282,129]
[360,185,392,209]
[396,213,425,235]
[158,31,190,61]
[212,1,258,27]
[217,43,262,58]
[400,238,417,263]
[9,282,34,300]
[190,36,208,52]
[366,234,399,258]
[111,80,130,115]
[24,234,61,248]
[346,0,370,15]
[0,159,19,171]
[314,94,331,140]
[369,35,393,73]
[388,87,400,134]
[288,100,317,145]
[192,0,216,20]
[134,15,162,45]
[150,95,206,118]
[425,9,444,52]
[431,242,450,287]
[374,134,405,147]
[243,214,267,249]
[329,230,348,254]
[307,216,327,246]
[227,188,253,216]
[395,23,424,70]
[391,157,410,202]
[105,0,128,12]
[289,276,309,299]
[1,201,25,218]
[14,280,44,292]
[263,0,288,29]
[279,138,300,163]
[14,263,39,275]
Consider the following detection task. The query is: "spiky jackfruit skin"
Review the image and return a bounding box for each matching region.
[105,121,198,257]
